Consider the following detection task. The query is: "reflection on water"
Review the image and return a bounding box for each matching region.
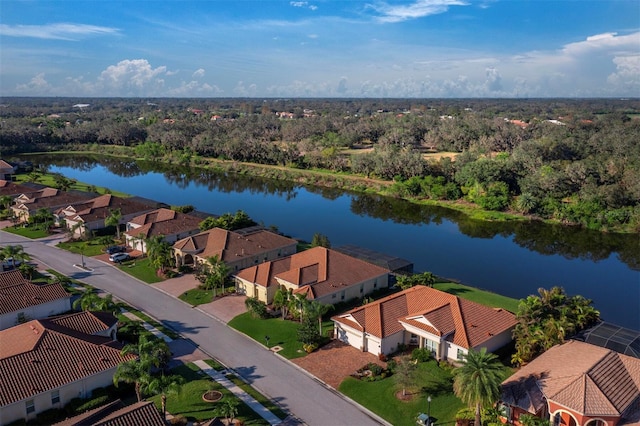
[19,154,640,329]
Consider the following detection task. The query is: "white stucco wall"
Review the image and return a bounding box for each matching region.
[0,298,72,331]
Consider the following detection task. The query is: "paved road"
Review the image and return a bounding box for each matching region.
[0,232,386,426]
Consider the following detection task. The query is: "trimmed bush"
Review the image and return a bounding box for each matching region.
[411,347,432,362]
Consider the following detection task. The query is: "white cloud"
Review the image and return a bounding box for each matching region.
[167,80,222,96]
[370,0,469,23]
[290,1,307,7]
[15,73,51,94]
[607,55,640,93]
[192,68,205,78]
[233,81,258,97]
[0,23,119,40]
[97,59,167,95]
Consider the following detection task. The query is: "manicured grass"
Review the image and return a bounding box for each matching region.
[15,173,130,198]
[179,288,214,305]
[122,306,179,340]
[117,257,164,284]
[2,225,49,239]
[57,239,110,257]
[148,363,269,424]
[229,312,332,359]
[339,360,465,426]
[434,282,520,313]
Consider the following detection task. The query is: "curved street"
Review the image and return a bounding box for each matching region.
[0,231,386,426]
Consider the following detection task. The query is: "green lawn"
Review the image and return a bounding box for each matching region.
[339,360,465,426]
[179,285,236,306]
[15,173,130,198]
[229,312,332,359]
[57,239,110,257]
[226,374,289,420]
[2,225,49,239]
[148,363,270,424]
[117,257,164,284]
[120,306,179,340]
[434,282,520,313]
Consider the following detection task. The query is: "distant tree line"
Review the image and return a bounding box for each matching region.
[1,97,639,232]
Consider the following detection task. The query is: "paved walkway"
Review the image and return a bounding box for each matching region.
[193,360,282,426]
[120,309,173,343]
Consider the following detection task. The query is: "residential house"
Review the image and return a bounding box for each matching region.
[124,208,202,253]
[234,246,390,305]
[0,160,16,180]
[173,227,297,273]
[56,194,155,237]
[500,340,640,426]
[11,188,91,224]
[0,180,44,198]
[0,270,72,330]
[0,313,133,425]
[332,285,516,359]
[52,399,165,426]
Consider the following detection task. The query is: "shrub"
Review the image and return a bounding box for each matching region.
[386,359,397,373]
[303,343,318,353]
[411,347,432,362]
[244,298,268,319]
[456,408,475,421]
[368,362,384,377]
[378,353,387,362]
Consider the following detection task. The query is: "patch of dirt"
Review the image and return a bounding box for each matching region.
[395,390,417,401]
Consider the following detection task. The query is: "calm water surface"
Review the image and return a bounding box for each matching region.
[31,155,640,329]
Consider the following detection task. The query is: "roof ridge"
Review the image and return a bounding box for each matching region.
[452,294,470,348]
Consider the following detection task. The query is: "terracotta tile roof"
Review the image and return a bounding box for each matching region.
[125,208,201,239]
[333,286,516,348]
[0,180,38,197]
[174,227,296,262]
[0,319,134,406]
[61,194,153,223]
[53,399,165,426]
[502,340,640,419]
[14,188,90,210]
[0,271,70,315]
[235,247,390,299]
[48,311,117,336]
[0,160,14,169]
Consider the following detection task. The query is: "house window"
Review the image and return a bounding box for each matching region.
[424,339,437,355]
[341,291,345,300]
[360,285,364,293]
[586,420,606,426]
[553,413,561,426]
[457,349,465,360]
[26,399,35,414]
[51,389,60,405]
[373,280,377,289]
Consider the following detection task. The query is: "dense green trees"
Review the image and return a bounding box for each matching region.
[199,210,256,231]
[3,97,639,232]
[511,286,600,366]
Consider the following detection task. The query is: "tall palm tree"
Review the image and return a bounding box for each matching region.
[121,332,172,372]
[290,293,309,322]
[306,300,333,335]
[216,398,239,425]
[203,255,229,297]
[144,373,184,420]
[146,235,173,274]
[113,359,151,402]
[453,348,506,426]
[73,288,119,313]
[273,287,292,320]
[0,245,30,269]
[105,208,122,239]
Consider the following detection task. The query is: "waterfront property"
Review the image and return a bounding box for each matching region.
[0,270,71,330]
[500,340,640,426]
[173,226,297,272]
[0,180,44,198]
[11,188,91,224]
[234,246,390,304]
[124,208,202,253]
[0,312,132,425]
[332,285,516,358]
[0,160,16,181]
[56,194,156,237]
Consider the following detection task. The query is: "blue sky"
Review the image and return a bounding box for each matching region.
[1,0,639,98]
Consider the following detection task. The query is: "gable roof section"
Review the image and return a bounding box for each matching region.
[0,319,133,406]
[14,188,90,210]
[235,247,390,299]
[174,227,296,262]
[0,159,14,170]
[125,208,202,239]
[0,271,70,315]
[53,400,165,426]
[48,311,118,336]
[61,194,153,223]
[502,340,640,419]
[0,180,40,197]
[333,286,516,348]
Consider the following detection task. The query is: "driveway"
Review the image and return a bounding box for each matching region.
[1,230,388,426]
[292,340,386,389]
[198,293,247,323]
[154,273,200,297]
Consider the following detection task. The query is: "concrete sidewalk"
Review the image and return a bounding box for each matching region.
[193,359,282,426]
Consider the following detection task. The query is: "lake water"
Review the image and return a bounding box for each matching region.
[27,155,640,329]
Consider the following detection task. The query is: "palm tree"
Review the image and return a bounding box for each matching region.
[105,208,122,239]
[73,288,119,313]
[143,373,184,420]
[453,348,506,426]
[146,235,173,274]
[216,398,239,425]
[121,332,172,372]
[0,195,12,213]
[202,255,229,297]
[273,287,292,319]
[290,293,309,322]
[113,359,151,402]
[0,245,30,269]
[306,300,333,335]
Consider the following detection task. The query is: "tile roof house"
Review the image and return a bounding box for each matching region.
[0,180,44,198]
[0,160,16,180]
[0,270,72,330]
[173,227,297,272]
[56,194,155,238]
[332,285,517,358]
[11,188,92,224]
[53,399,165,426]
[234,246,390,305]
[500,340,640,426]
[124,208,202,253]
[0,312,133,425]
